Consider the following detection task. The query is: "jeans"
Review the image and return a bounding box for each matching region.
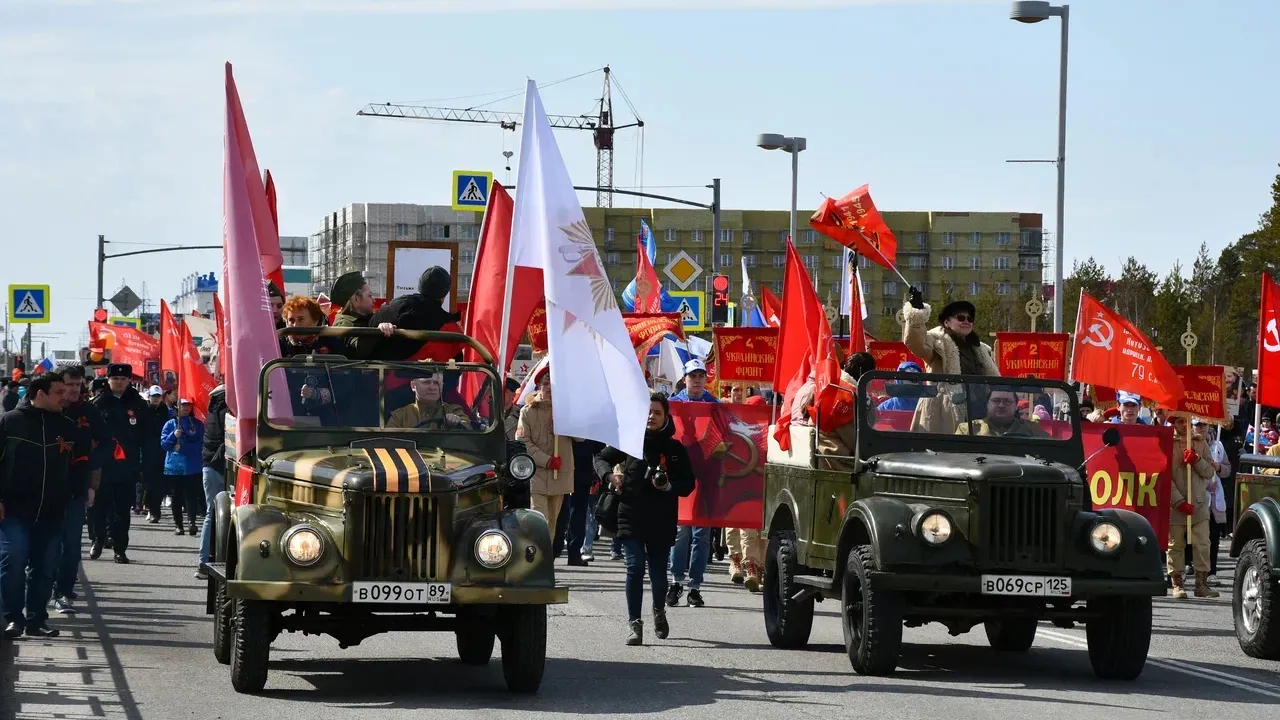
[669,525,709,589]
[0,518,64,627]
[169,472,203,528]
[200,467,225,565]
[621,538,670,622]
[55,495,88,598]
[564,491,590,559]
[582,500,597,555]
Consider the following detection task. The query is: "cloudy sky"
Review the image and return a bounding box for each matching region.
[2,0,1277,351]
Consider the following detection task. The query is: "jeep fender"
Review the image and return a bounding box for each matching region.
[765,487,802,540]
[1232,498,1280,576]
[1086,508,1164,578]
[835,497,971,586]
[213,491,233,565]
[230,504,295,584]
[455,508,557,587]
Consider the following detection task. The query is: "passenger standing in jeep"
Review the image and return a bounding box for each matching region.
[901,287,1000,434]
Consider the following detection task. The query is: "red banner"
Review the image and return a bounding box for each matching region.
[1259,273,1280,408]
[1158,365,1227,421]
[1082,422,1174,550]
[809,185,898,270]
[713,328,778,384]
[178,322,218,421]
[868,341,923,372]
[88,322,160,374]
[1070,291,1183,407]
[673,401,767,529]
[996,332,1070,381]
[623,313,683,362]
[527,301,548,353]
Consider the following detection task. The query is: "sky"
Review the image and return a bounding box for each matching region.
[2,0,1278,354]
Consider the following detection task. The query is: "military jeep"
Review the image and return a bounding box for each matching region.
[202,328,566,695]
[1230,452,1280,659]
[761,371,1165,679]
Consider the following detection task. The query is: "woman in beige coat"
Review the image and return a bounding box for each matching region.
[516,367,575,536]
[901,291,1001,434]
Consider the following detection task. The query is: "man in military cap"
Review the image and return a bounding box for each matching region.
[89,363,150,563]
[387,372,470,429]
[956,388,1049,438]
[503,376,522,442]
[330,271,394,359]
[368,266,463,361]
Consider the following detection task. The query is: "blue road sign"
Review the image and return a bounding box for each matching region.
[452,170,493,211]
[9,284,50,324]
[669,290,705,331]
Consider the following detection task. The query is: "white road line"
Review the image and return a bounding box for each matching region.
[1038,629,1280,700]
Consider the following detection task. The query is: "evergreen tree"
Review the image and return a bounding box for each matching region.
[1151,262,1195,357]
[1111,257,1159,332]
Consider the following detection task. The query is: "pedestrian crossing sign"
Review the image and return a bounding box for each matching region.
[452,170,493,212]
[8,284,50,324]
[669,290,705,332]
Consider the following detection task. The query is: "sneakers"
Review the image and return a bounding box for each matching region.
[653,610,669,640]
[609,551,622,561]
[194,568,208,580]
[581,552,594,562]
[687,589,705,607]
[665,583,683,607]
[729,554,744,584]
[1205,573,1219,586]
[174,527,187,536]
[54,597,77,615]
[626,619,643,646]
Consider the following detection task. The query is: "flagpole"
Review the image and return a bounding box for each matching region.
[496,192,515,382]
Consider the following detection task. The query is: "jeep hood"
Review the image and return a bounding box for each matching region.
[871,452,1073,484]
[263,447,498,493]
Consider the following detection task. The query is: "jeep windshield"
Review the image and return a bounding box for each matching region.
[864,372,1076,441]
[261,360,500,434]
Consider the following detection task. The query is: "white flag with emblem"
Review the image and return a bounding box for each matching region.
[509,80,649,458]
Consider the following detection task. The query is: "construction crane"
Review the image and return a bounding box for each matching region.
[357,66,642,208]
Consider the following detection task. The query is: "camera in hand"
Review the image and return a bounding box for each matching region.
[646,464,669,490]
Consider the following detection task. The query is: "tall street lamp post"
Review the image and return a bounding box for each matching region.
[1010,1,1069,333]
[756,134,807,250]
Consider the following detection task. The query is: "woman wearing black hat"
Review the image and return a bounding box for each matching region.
[901,289,1000,433]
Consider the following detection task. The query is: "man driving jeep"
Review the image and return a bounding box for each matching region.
[955,389,1049,438]
[387,372,469,429]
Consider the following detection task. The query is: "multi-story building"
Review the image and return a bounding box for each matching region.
[279,235,313,297]
[171,272,219,317]
[309,202,1044,333]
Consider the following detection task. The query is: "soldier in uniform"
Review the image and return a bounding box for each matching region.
[89,363,150,563]
[387,372,469,429]
[955,388,1050,438]
[329,271,395,359]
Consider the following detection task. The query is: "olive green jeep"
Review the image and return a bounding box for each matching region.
[202,328,566,695]
[761,371,1165,679]
[1230,452,1280,659]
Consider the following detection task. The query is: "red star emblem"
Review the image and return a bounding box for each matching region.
[55,436,73,454]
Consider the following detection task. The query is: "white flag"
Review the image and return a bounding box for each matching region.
[510,80,649,458]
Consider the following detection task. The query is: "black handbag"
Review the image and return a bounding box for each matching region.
[594,484,620,534]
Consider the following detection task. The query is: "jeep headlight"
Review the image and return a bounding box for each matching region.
[508,454,535,481]
[282,525,325,567]
[918,511,953,545]
[1089,520,1123,555]
[475,530,512,569]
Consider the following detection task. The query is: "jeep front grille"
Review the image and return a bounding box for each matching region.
[983,485,1063,569]
[359,495,440,581]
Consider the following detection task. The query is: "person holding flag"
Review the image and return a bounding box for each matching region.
[901,289,1001,434]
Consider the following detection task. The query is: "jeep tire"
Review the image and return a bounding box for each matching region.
[842,545,904,676]
[764,528,815,649]
[457,623,497,665]
[499,604,547,693]
[1234,538,1280,659]
[230,599,272,694]
[212,581,232,665]
[983,618,1038,652]
[1085,595,1152,680]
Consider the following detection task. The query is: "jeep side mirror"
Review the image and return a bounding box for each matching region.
[1102,428,1120,447]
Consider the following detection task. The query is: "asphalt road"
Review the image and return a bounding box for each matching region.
[4,520,1280,720]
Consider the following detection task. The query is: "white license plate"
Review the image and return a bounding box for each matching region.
[980,575,1071,597]
[352,581,452,604]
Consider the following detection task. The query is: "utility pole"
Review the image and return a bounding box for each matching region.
[97,234,106,310]
[97,234,220,310]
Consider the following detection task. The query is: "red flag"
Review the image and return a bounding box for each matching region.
[848,269,866,355]
[178,321,218,421]
[634,239,663,313]
[159,300,183,381]
[1259,272,1280,408]
[1069,291,1183,407]
[460,181,542,402]
[772,240,833,450]
[758,285,782,327]
[263,169,286,294]
[213,293,225,378]
[809,185,898,271]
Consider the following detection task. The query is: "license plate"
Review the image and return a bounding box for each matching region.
[980,575,1071,597]
[352,581,452,604]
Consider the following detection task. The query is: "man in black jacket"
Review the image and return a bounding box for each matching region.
[51,364,109,615]
[89,363,149,564]
[367,267,462,360]
[139,385,171,523]
[196,386,228,579]
[0,372,90,638]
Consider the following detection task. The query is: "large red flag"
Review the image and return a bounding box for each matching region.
[772,240,832,450]
[809,185,898,271]
[223,63,290,458]
[634,239,663,313]
[848,265,866,355]
[461,181,542,403]
[1069,290,1183,407]
[213,292,225,378]
[758,285,782,327]
[158,299,183,382]
[178,321,218,421]
[1259,272,1280,408]
[263,169,285,293]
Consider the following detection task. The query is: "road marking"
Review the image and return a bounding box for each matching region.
[1038,628,1280,700]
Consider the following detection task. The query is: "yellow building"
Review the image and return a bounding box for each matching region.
[582,207,1046,334]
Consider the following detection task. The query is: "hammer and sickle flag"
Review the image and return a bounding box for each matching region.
[363,447,432,493]
[1069,290,1183,407]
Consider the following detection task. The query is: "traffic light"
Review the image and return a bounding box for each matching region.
[710,274,730,325]
[93,308,108,323]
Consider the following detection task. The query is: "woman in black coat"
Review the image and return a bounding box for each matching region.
[594,393,695,646]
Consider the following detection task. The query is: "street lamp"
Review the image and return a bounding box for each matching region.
[1009,1,1069,333]
[756,134,807,249]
